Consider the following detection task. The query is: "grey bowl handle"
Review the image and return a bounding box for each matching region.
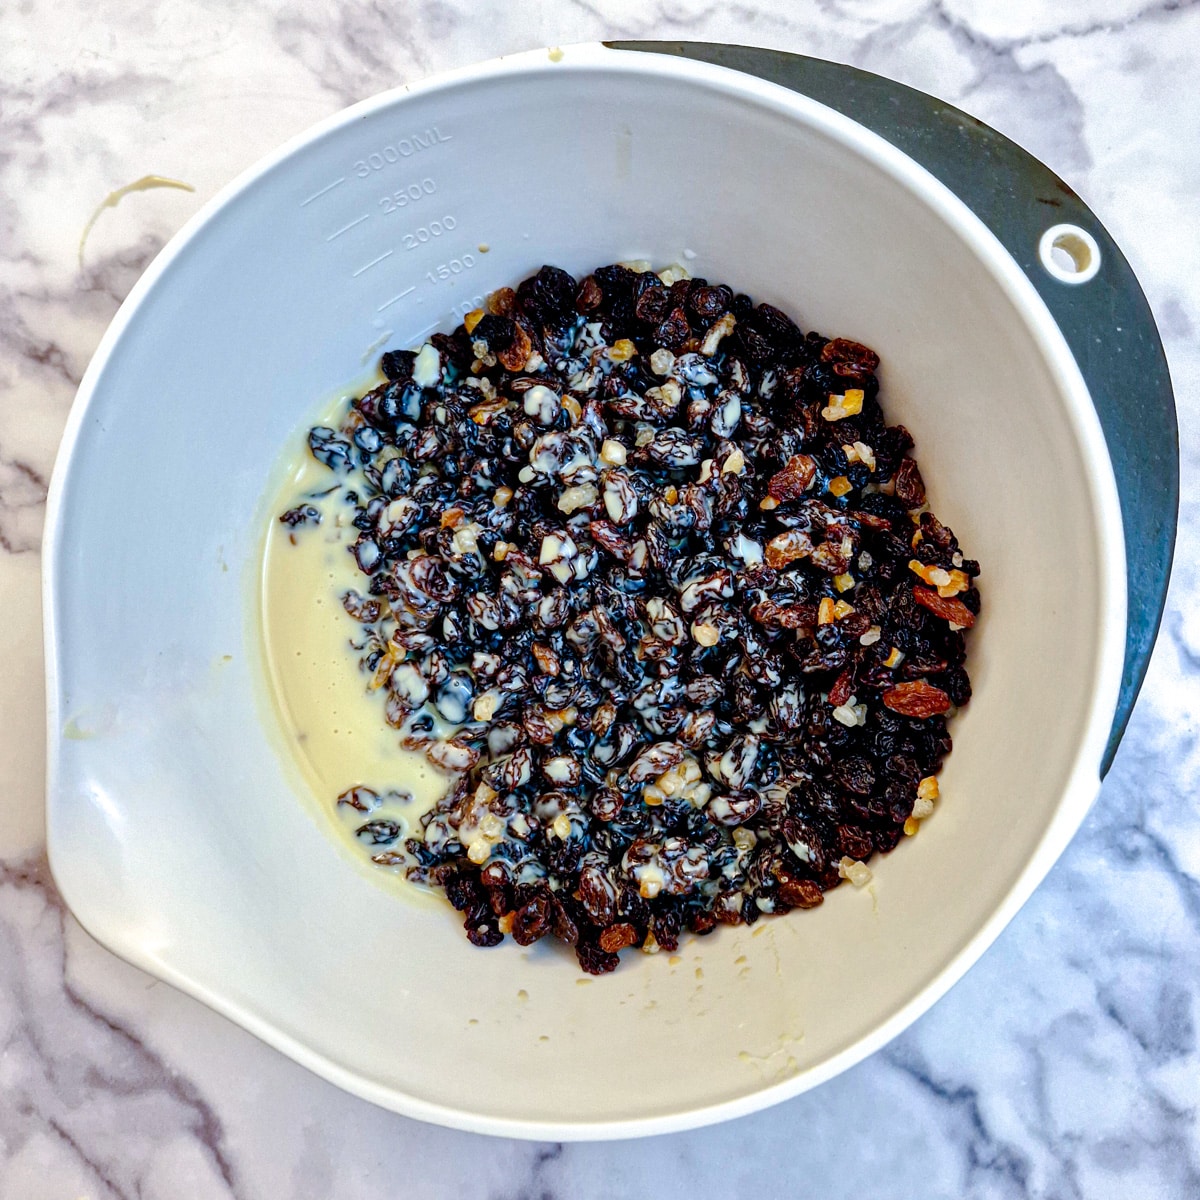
[608,41,1179,775]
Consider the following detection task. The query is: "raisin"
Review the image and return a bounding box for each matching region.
[767,454,817,500]
[575,275,603,312]
[894,457,926,507]
[576,939,620,975]
[743,303,803,362]
[594,262,638,301]
[550,894,580,945]
[837,825,874,860]
[511,888,552,945]
[464,904,504,948]
[882,681,952,718]
[337,785,379,812]
[487,286,516,316]
[778,878,824,909]
[912,586,976,628]
[651,908,682,953]
[828,669,854,708]
[631,273,669,322]
[833,755,875,796]
[820,337,880,375]
[355,819,401,846]
[942,666,973,707]
[280,503,321,527]
[483,876,512,915]
[445,873,483,912]
[598,922,639,953]
[590,786,624,821]
[687,284,733,323]
[380,349,416,382]
[654,307,691,352]
[534,265,577,317]
[578,865,617,925]
[497,322,532,372]
[472,313,516,352]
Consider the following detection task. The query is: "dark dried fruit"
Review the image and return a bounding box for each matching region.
[280,504,321,528]
[371,850,406,866]
[634,280,671,323]
[471,313,516,352]
[838,825,874,861]
[445,873,483,912]
[355,820,401,845]
[534,265,577,316]
[894,457,926,507]
[337,785,379,813]
[655,307,691,351]
[628,741,684,783]
[833,755,875,796]
[575,275,603,312]
[465,911,504,948]
[688,284,733,322]
[511,888,552,945]
[380,349,416,382]
[575,939,620,975]
[778,878,824,909]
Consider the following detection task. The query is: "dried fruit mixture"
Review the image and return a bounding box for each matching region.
[282,263,980,973]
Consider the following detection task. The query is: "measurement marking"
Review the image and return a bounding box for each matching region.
[361,329,394,363]
[352,249,394,277]
[326,213,370,241]
[377,286,416,312]
[410,318,442,339]
[300,177,346,207]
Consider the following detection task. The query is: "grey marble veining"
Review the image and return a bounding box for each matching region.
[2,1,1198,1196]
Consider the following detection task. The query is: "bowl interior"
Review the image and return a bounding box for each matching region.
[46,48,1119,1134]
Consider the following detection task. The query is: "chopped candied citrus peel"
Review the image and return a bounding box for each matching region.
[938,568,970,597]
[909,558,952,588]
[822,388,864,421]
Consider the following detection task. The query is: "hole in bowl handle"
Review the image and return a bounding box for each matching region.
[1039,223,1101,284]
[606,41,1178,774]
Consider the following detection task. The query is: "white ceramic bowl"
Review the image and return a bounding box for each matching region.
[45,45,1127,1138]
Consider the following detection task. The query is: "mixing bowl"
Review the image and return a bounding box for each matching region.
[43,43,1176,1137]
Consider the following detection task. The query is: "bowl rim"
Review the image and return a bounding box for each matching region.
[42,41,1127,1140]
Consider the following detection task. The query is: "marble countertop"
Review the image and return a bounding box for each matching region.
[3,1,1198,1196]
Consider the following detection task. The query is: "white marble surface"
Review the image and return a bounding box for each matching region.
[3,1,1198,1195]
